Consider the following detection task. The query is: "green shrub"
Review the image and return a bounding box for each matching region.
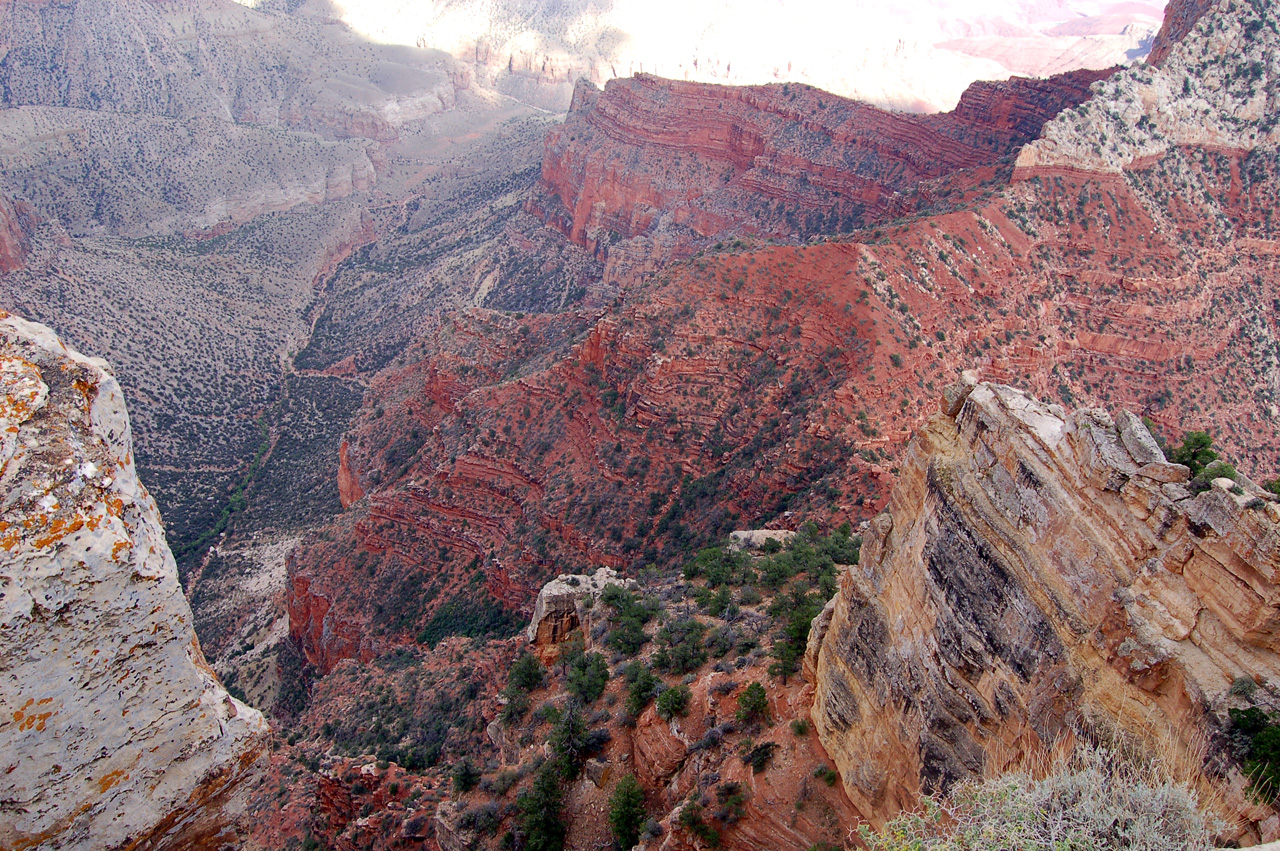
[656,685,692,720]
[742,741,777,773]
[517,762,565,851]
[677,802,721,847]
[1231,707,1280,800]
[602,586,659,656]
[609,774,648,851]
[550,702,592,780]
[509,652,546,692]
[566,652,610,704]
[501,688,530,723]
[1189,460,1238,495]
[452,758,481,793]
[736,682,770,724]
[1170,431,1218,477]
[683,546,745,586]
[653,618,707,675]
[714,782,748,824]
[416,592,522,647]
[695,586,734,617]
[813,765,839,786]
[769,586,822,683]
[625,663,661,717]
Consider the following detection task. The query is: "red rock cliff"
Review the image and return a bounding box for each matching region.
[531,68,1113,255]
[0,188,36,273]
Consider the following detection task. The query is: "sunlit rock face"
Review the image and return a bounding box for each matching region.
[0,312,269,851]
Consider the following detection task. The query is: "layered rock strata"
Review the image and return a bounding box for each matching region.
[0,312,268,850]
[807,380,1280,835]
[532,67,1114,254]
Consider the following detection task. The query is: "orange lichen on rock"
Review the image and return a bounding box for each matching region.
[0,314,269,851]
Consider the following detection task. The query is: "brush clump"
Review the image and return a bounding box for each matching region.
[859,744,1224,851]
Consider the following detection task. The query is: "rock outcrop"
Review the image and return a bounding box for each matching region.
[0,312,268,850]
[532,68,1114,254]
[1148,0,1218,65]
[807,381,1280,836]
[526,567,635,651]
[0,185,36,272]
[727,529,796,552]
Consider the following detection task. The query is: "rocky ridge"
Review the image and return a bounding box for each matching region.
[525,567,635,651]
[532,68,1114,255]
[1017,0,1278,173]
[808,379,1280,840]
[0,312,268,850]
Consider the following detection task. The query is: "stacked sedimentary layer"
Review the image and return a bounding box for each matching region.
[532,67,1113,253]
[0,312,268,850]
[807,380,1280,832]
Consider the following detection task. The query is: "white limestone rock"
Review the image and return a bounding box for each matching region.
[1017,0,1280,174]
[0,312,269,851]
[727,529,797,552]
[525,567,635,645]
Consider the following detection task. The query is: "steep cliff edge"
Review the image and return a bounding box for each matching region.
[1149,0,1217,65]
[0,312,269,850]
[532,67,1114,255]
[0,186,35,272]
[808,380,1280,837]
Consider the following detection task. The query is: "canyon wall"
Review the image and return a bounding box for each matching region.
[1017,0,1276,174]
[0,185,36,272]
[0,312,268,850]
[532,67,1114,255]
[808,380,1280,836]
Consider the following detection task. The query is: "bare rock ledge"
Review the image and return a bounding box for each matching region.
[807,380,1280,841]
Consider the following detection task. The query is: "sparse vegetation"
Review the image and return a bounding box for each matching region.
[858,745,1221,851]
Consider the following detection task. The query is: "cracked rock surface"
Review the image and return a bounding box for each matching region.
[0,311,268,851]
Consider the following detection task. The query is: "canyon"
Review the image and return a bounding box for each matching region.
[8,0,1280,846]
[288,0,1280,680]
[266,0,1280,843]
[301,0,1164,113]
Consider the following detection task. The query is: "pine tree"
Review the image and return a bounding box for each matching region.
[518,762,566,851]
[609,774,647,851]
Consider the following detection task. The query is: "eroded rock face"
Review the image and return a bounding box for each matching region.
[1017,0,1278,174]
[807,381,1280,833]
[526,567,635,653]
[532,68,1113,254]
[0,185,36,273]
[0,312,269,850]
